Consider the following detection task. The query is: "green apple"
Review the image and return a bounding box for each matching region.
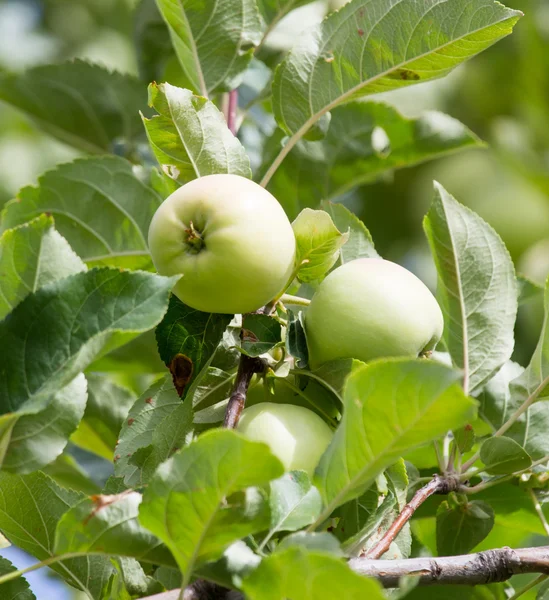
[237,402,333,475]
[305,258,444,368]
[148,174,296,314]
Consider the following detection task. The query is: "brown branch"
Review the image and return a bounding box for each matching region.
[223,353,263,428]
[350,546,549,588]
[364,474,462,559]
[227,89,238,135]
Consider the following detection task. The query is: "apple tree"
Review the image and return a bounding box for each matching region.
[1,0,548,599]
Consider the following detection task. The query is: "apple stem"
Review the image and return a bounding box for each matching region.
[279,293,311,307]
[224,352,264,428]
[184,221,205,253]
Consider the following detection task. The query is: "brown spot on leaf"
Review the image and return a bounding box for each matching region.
[169,353,194,396]
[127,417,135,426]
[83,491,133,525]
[358,29,364,36]
[241,328,258,344]
[145,397,153,404]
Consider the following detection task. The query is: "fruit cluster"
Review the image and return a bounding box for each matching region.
[149,174,444,475]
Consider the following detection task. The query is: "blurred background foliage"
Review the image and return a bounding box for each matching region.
[0,0,548,596]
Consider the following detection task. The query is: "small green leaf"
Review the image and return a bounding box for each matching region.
[0,60,148,154]
[286,309,308,369]
[292,209,349,284]
[240,313,283,357]
[0,472,114,598]
[241,546,385,600]
[309,358,366,400]
[114,375,192,486]
[272,0,521,138]
[0,556,35,600]
[0,268,176,416]
[321,202,379,264]
[454,424,475,454]
[1,156,162,269]
[156,294,233,397]
[55,491,175,567]
[436,497,495,556]
[143,83,252,185]
[155,0,263,95]
[315,359,477,519]
[71,374,136,461]
[0,215,86,319]
[262,471,322,547]
[424,182,517,395]
[139,429,284,587]
[480,437,532,475]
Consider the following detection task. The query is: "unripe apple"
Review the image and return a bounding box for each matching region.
[305,258,444,368]
[148,174,296,314]
[237,402,333,475]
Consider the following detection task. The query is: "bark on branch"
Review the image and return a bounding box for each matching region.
[223,353,263,429]
[350,545,549,588]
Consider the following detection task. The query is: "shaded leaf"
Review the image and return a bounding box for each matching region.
[0,60,148,154]
[0,471,114,598]
[518,275,544,305]
[70,374,136,461]
[156,294,232,397]
[286,309,308,369]
[139,429,284,587]
[315,359,476,519]
[292,208,349,283]
[42,453,101,495]
[0,215,86,320]
[2,156,162,269]
[278,531,343,555]
[264,104,482,216]
[155,0,263,95]
[424,182,517,395]
[242,546,385,600]
[436,498,494,555]
[0,556,35,600]
[480,437,531,475]
[55,491,175,567]
[240,313,282,357]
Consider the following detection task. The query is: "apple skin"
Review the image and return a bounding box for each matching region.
[148,174,296,314]
[237,402,333,475]
[305,258,444,368]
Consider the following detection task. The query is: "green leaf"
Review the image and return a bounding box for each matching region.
[0,374,87,473]
[241,546,385,600]
[272,0,521,138]
[156,294,233,397]
[277,531,343,555]
[286,309,308,369]
[511,278,549,405]
[424,182,517,395]
[240,313,283,357]
[480,437,532,475]
[0,215,86,320]
[308,358,366,400]
[260,471,322,548]
[155,0,263,95]
[0,60,148,154]
[114,375,192,486]
[321,202,379,264]
[436,497,495,556]
[55,491,175,567]
[143,83,252,186]
[0,471,114,598]
[1,156,162,269]
[454,424,475,454]
[0,268,176,417]
[265,104,482,216]
[197,540,261,589]
[292,209,349,283]
[111,556,163,598]
[479,361,549,460]
[518,274,544,305]
[257,0,315,25]
[70,374,137,461]
[134,0,174,83]
[42,453,101,495]
[315,359,477,519]
[138,429,284,587]
[0,556,35,600]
